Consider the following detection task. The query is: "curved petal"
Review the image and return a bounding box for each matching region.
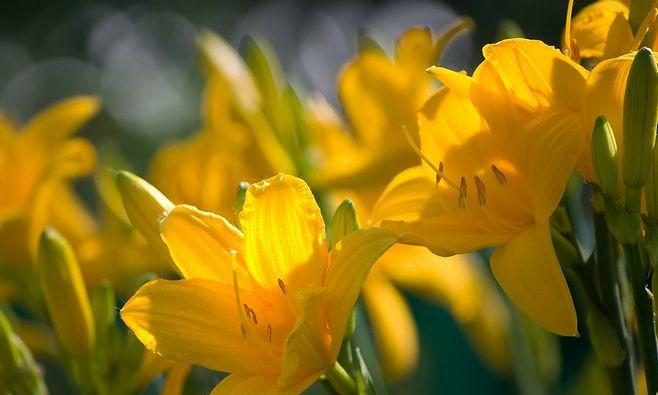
[601,12,634,59]
[23,96,101,143]
[160,364,191,395]
[362,274,418,382]
[240,174,327,293]
[324,228,399,349]
[571,0,630,59]
[210,373,316,395]
[490,223,578,336]
[479,39,588,114]
[120,278,277,375]
[160,205,247,284]
[50,138,97,178]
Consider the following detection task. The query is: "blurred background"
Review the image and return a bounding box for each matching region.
[0,0,597,394]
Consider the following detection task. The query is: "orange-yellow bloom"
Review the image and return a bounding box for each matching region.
[0,96,100,267]
[121,174,399,394]
[374,39,589,336]
[567,0,657,60]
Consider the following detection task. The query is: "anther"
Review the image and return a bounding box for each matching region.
[474,175,486,205]
[240,323,247,339]
[491,165,508,185]
[277,278,287,295]
[435,162,444,184]
[458,176,467,209]
[267,324,272,342]
[243,304,258,325]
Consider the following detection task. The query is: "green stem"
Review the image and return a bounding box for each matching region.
[623,243,658,394]
[594,212,637,395]
[324,362,357,395]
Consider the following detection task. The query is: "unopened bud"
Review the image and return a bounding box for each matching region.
[0,310,47,395]
[622,47,658,212]
[592,116,621,199]
[330,199,361,248]
[90,281,115,351]
[37,228,95,357]
[116,171,175,266]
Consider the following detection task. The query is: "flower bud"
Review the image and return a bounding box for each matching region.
[330,199,361,248]
[115,171,175,265]
[592,116,621,199]
[90,281,115,350]
[37,227,95,357]
[0,310,47,395]
[622,47,658,212]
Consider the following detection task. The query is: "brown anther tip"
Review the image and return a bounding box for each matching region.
[458,176,467,209]
[474,175,486,205]
[240,323,247,339]
[277,278,287,295]
[267,324,272,342]
[436,162,445,185]
[491,165,508,185]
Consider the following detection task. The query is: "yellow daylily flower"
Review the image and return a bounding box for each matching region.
[566,0,657,60]
[311,20,472,192]
[0,96,100,266]
[121,174,399,394]
[374,39,589,336]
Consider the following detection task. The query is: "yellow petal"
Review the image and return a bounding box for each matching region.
[160,204,248,284]
[324,228,399,349]
[132,352,176,392]
[601,12,634,59]
[426,66,472,96]
[472,39,588,136]
[160,364,191,395]
[210,373,315,395]
[581,53,637,180]
[490,223,578,336]
[120,278,276,374]
[23,96,101,143]
[240,174,327,293]
[362,273,418,382]
[50,138,98,178]
[571,0,630,59]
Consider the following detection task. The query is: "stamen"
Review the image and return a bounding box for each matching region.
[474,175,487,205]
[267,324,272,342]
[631,7,658,50]
[458,176,467,209]
[563,0,575,58]
[230,250,249,339]
[491,165,508,185]
[278,278,287,295]
[402,126,459,189]
[244,304,258,325]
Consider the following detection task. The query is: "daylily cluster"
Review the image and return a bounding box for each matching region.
[1,0,657,394]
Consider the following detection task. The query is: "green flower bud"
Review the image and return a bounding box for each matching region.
[622,47,658,212]
[330,199,361,248]
[37,228,95,357]
[592,116,621,199]
[115,171,175,266]
[91,281,115,350]
[0,310,48,395]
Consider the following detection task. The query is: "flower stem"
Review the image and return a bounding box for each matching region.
[324,361,357,395]
[594,212,637,395]
[623,242,658,394]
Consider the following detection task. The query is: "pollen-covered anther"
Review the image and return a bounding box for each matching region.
[277,278,287,295]
[458,176,467,209]
[435,162,445,184]
[244,304,258,325]
[491,165,508,185]
[474,175,486,205]
[267,324,272,342]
